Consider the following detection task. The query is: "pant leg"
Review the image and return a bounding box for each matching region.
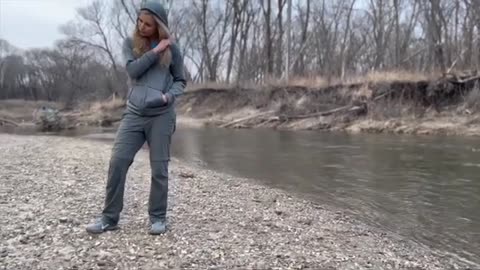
[145,110,176,223]
[102,112,146,224]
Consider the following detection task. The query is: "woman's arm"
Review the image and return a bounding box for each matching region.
[165,43,187,103]
[122,38,159,80]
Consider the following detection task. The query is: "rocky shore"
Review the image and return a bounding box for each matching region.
[0,134,475,269]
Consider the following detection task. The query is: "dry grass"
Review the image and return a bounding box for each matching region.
[73,97,126,126]
[0,99,63,122]
[345,70,436,85]
[88,96,125,112]
[0,97,126,128]
[186,81,235,92]
[187,70,438,92]
[286,70,436,87]
[262,76,330,88]
[464,82,480,112]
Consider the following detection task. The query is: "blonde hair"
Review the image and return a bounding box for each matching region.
[132,10,172,67]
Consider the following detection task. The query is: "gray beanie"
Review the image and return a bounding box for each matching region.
[140,1,169,27]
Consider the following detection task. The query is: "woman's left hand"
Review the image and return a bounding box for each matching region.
[153,39,171,54]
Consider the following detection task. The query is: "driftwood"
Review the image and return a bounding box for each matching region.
[280,105,365,120]
[257,117,279,126]
[448,74,480,84]
[220,110,275,128]
[372,90,395,101]
[0,118,19,127]
[443,70,480,84]
[220,104,366,126]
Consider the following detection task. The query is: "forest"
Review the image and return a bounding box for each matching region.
[1,0,479,107]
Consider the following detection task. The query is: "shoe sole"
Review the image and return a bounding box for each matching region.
[86,225,119,234]
[149,229,166,235]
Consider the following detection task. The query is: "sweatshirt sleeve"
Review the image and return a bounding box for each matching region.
[165,43,187,103]
[122,38,159,80]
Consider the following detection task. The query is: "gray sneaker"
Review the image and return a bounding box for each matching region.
[149,220,167,235]
[86,218,119,234]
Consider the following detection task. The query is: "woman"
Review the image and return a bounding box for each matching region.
[86,1,186,235]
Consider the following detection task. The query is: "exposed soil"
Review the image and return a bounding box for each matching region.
[176,74,480,136]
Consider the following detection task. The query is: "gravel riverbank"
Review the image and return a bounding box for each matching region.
[0,134,476,269]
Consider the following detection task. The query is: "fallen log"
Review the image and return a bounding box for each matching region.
[220,110,275,128]
[281,104,365,120]
[448,74,480,84]
[0,117,19,127]
[372,90,394,101]
[257,117,280,127]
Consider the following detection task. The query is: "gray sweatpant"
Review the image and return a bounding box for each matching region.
[101,110,176,224]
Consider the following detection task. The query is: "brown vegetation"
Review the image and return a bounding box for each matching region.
[2,71,480,136]
[64,97,126,127]
[0,98,125,130]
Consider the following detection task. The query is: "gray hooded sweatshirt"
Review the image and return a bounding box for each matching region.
[122,2,186,116]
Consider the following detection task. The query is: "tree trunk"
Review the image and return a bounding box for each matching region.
[226,0,246,83]
[275,0,286,77]
[295,0,310,75]
[261,0,274,77]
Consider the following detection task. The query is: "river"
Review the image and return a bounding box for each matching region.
[171,126,480,264]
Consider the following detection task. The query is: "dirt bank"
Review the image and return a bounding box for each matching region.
[177,73,480,136]
[0,134,477,269]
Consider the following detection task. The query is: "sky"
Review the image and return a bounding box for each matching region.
[0,0,92,49]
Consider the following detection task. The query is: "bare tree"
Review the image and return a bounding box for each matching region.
[340,0,356,79]
[420,0,447,72]
[193,0,231,81]
[275,0,287,76]
[226,0,248,83]
[293,0,311,75]
[237,2,257,83]
[61,1,121,80]
[260,0,274,77]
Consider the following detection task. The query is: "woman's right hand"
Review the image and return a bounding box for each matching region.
[153,39,171,54]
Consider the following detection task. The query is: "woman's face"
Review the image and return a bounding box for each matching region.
[137,12,157,38]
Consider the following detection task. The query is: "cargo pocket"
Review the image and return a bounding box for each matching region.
[147,111,176,162]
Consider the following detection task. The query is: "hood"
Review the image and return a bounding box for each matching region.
[140,1,169,28]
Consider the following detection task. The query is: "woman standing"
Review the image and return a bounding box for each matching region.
[86,1,186,235]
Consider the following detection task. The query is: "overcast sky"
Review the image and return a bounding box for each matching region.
[0,0,92,49]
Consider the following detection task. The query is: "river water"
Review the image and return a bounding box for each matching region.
[170,126,480,264]
[2,125,480,263]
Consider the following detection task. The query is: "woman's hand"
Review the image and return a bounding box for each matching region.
[153,38,171,54]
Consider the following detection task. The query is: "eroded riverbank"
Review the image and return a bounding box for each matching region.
[3,73,480,137]
[176,75,480,136]
[0,134,477,269]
